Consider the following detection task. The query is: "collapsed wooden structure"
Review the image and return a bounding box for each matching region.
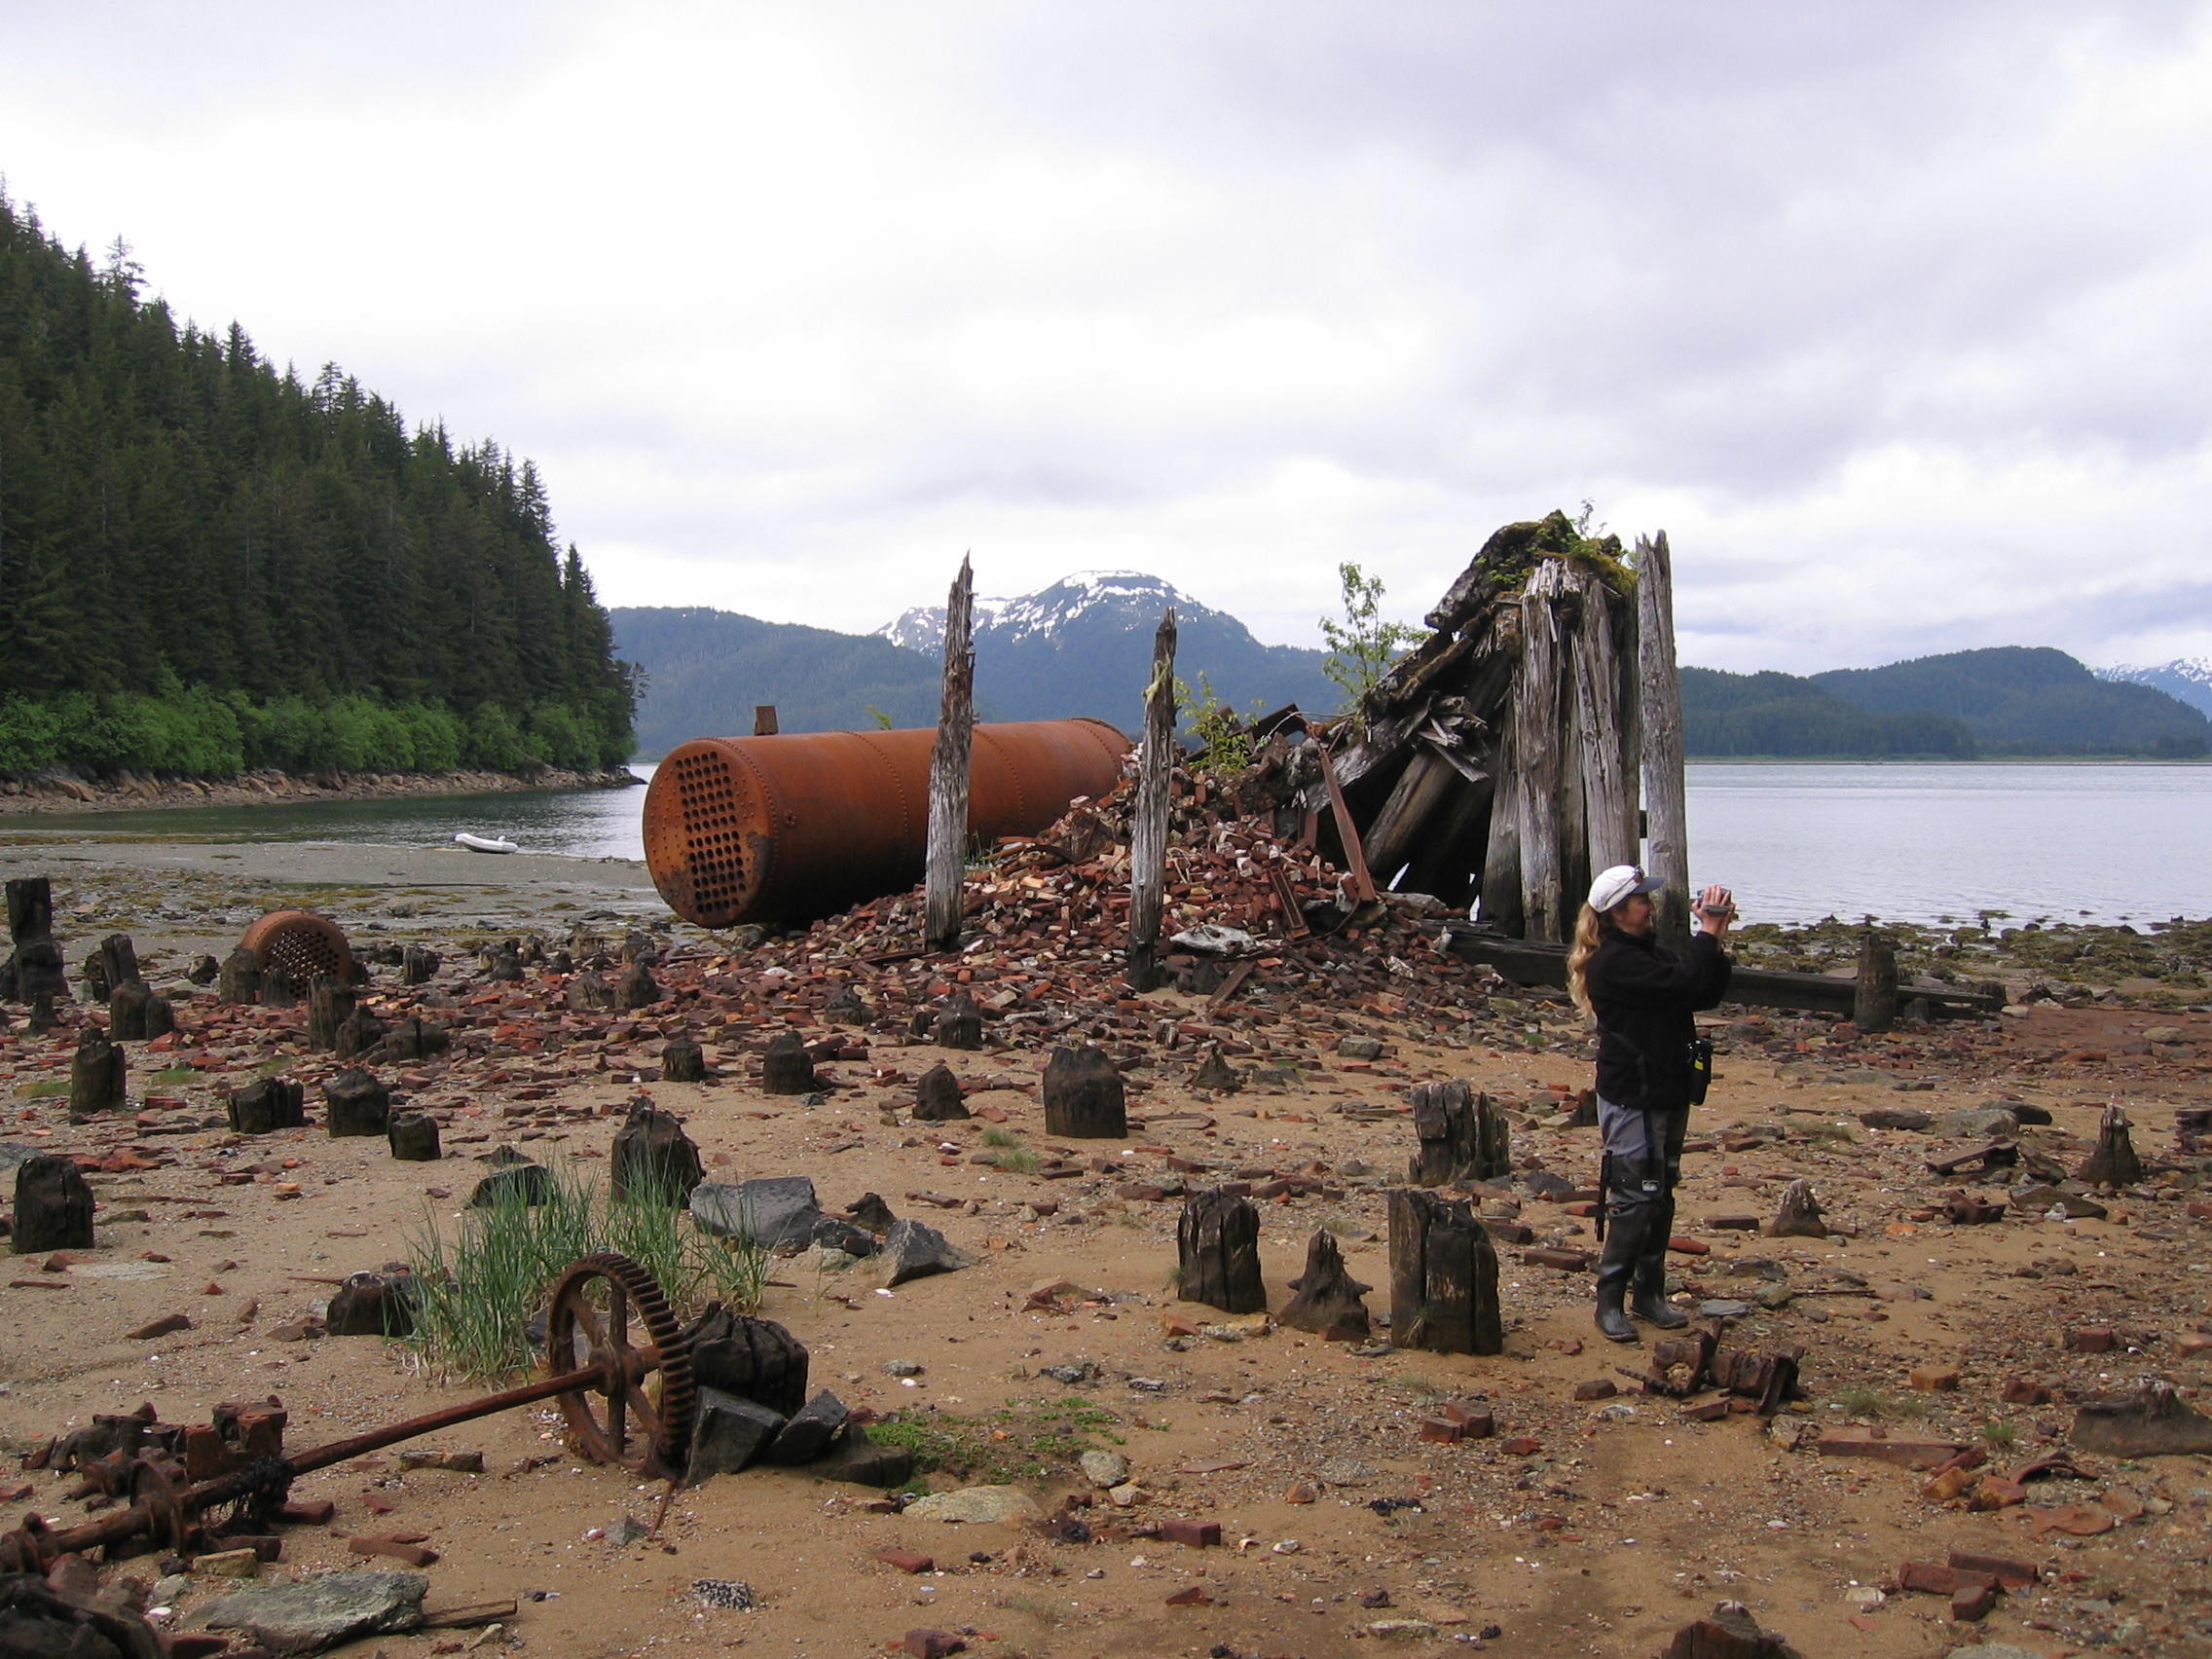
[1235,511,1688,941]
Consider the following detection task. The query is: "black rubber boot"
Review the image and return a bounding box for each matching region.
[1633,1190,1688,1328]
[1594,1206,1645,1344]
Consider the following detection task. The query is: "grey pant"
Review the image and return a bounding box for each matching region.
[1597,1095,1687,1211]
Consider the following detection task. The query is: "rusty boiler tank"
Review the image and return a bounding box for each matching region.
[642,719,1129,928]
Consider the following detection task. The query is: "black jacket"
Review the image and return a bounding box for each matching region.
[1586,928,1732,1112]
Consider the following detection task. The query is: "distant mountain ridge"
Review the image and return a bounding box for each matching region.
[616,582,2210,763]
[1812,646,2208,757]
[2101,656,2212,719]
[876,571,1338,730]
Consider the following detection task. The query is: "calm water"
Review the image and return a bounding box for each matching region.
[8,762,2206,928]
[1685,763,2212,928]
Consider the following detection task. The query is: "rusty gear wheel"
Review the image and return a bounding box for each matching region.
[545,1252,695,1482]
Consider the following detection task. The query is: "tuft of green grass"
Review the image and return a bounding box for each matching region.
[150,1067,199,1085]
[18,1080,68,1098]
[1834,1385,1929,1420]
[980,1127,1020,1148]
[1980,1419,2018,1450]
[406,1160,767,1384]
[986,1145,1040,1174]
[867,1395,1124,1487]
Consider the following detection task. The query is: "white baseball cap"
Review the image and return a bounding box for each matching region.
[1588,864,1665,912]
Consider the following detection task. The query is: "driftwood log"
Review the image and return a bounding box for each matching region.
[1043,1045,1126,1139]
[1406,1081,1511,1187]
[1277,1229,1372,1339]
[1177,1189,1265,1313]
[1387,1187,1501,1355]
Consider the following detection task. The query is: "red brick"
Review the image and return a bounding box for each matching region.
[876,1549,934,1574]
[2066,1326,2117,1353]
[903,1631,966,1659]
[1946,1550,2040,1589]
[1500,1436,1542,1456]
[1160,1519,1220,1548]
[1163,1585,1213,1606]
[1419,1418,1466,1444]
[349,1535,438,1567]
[1950,1583,1998,1622]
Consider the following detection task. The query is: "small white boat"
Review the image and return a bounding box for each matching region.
[454,832,520,855]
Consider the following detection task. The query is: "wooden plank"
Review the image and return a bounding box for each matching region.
[1479,722,1523,934]
[1311,742,1379,903]
[1636,532,1690,940]
[1361,750,1459,888]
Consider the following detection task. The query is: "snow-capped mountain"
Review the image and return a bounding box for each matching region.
[2098,657,2212,719]
[876,570,1338,731]
[879,571,1228,656]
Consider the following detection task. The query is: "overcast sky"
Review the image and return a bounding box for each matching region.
[5,2,2209,671]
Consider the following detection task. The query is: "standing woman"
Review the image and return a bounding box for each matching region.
[1567,866,1737,1343]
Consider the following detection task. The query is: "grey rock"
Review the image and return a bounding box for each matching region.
[1317,1457,1379,1486]
[810,1216,879,1257]
[884,1357,925,1377]
[608,1512,650,1546]
[1858,1107,1932,1130]
[878,1217,968,1286]
[693,1579,756,1610]
[1933,1105,2018,1139]
[0,1141,43,1171]
[686,1386,788,1483]
[1039,1360,1101,1384]
[1337,1036,1384,1060]
[201,1570,428,1654]
[903,1485,1042,1524]
[689,1176,823,1249]
[763,1389,849,1465]
[1697,1299,1752,1319]
[1079,1450,1129,1489]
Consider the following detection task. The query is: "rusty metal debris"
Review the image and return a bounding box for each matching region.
[643,719,1129,928]
[0,1251,693,1575]
[240,908,356,986]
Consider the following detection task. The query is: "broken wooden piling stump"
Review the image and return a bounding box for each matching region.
[610,1101,705,1200]
[933,991,983,1051]
[1771,1178,1827,1238]
[1405,1080,1510,1187]
[761,1030,817,1094]
[306,976,356,1051]
[1043,1044,1126,1138]
[2078,1104,2143,1188]
[68,1026,127,1116]
[1278,1229,1372,1340]
[1177,1189,1265,1314]
[228,1077,306,1134]
[216,946,262,1005]
[322,1069,391,1137]
[660,1036,707,1083]
[387,1114,441,1161]
[1387,1187,1501,1355]
[107,979,172,1042]
[13,1154,94,1253]
[912,1062,969,1122]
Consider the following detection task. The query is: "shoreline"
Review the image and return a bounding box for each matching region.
[0,762,643,817]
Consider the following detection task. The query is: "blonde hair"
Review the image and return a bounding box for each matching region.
[1567,903,1606,1015]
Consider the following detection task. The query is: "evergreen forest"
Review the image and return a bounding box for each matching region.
[0,190,635,778]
